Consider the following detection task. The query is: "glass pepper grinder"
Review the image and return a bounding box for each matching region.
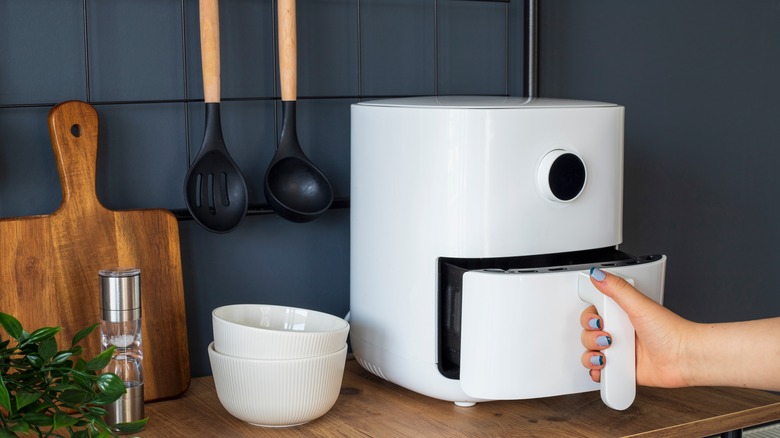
[100,268,145,430]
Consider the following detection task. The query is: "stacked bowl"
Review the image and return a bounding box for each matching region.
[208,304,350,427]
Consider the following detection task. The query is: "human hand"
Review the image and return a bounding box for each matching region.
[580,268,692,388]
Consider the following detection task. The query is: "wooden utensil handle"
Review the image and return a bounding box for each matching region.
[200,0,220,103]
[48,101,100,208]
[278,0,297,102]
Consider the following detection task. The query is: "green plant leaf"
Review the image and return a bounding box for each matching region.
[25,354,44,369]
[38,337,58,362]
[9,419,29,433]
[0,374,12,412]
[51,351,73,365]
[85,347,114,371]
[76,415,93,425]
[85,422,113,438]
[51,382,80,393]
[95,429,113,438]
[59,359,75,370]
[112,417,149,434]
[93,374,126,405]
[87,406,108,417]
[59,389,92,405]
[95,373,124,393]
[17,330,30,344]
[14,390,40,411]
[73,357,87,371]
[72,371,94,390]
[53,411,79,429]
[0,428,19,438]
[71,323,99,347]
[0,313,24,340]
[0,315,144,438]
[33,400,55,412]
[27,326,61,344]
[22,412,53,427]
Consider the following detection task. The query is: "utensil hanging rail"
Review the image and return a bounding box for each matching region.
[171,197,350,221]
[0,0,514,223]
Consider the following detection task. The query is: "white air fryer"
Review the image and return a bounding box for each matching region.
[349,96,666,410]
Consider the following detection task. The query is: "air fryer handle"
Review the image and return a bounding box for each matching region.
[577,272,636,410]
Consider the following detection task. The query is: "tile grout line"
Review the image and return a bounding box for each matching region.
[82,0,91,103]
[180,0,191,168]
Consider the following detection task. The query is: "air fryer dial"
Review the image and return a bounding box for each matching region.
[537,149,587,202]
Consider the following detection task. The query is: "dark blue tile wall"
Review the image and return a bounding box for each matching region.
[360,0,436,96]
[184,0,277,100]
[0,0,522,377]
[298,0,359,97]
[539,1,780,324]
[87,1,185,102]
[95,103,188,210]
[0,107,61,216]
[438,1,507,95]
[0,1,87,105]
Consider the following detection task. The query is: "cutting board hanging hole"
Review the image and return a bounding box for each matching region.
[71,124,81,137]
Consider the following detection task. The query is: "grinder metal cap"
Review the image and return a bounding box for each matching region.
[100,268,141,322]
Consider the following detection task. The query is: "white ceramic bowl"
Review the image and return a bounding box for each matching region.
[208,342,347,427]
[212,304,349,359]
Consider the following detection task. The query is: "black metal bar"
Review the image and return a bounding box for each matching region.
[180,0,192,168]
[526,0,539,98]
[272,0,280,147]
[272,0,279,101]
[171,197,350,221]
[356,0,363,100]
[504,0,509,95]
[434,0,439,96]
[0,94,443,110]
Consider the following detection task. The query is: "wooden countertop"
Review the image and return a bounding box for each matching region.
[138,359,780,437]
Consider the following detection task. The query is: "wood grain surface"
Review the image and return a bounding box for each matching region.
[199,0,220,104]
[137,359,780,437]
[278,0,297,101]
[0,100,190,401]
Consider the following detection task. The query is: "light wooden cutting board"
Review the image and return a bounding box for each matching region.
[0,100,190,401]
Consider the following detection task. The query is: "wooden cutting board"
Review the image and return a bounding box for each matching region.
[0,100,190,401]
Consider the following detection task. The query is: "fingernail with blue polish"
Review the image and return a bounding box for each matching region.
[590,267,607,282]
[596,335,612,347]
[588,318,601,330]
[590,355,604,367]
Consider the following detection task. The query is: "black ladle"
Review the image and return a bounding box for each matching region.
[264,0,333,223]
[184,0,248,233]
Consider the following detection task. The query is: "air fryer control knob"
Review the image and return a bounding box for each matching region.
[537,149,587,202]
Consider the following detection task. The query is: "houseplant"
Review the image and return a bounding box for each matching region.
[0,313,147,437]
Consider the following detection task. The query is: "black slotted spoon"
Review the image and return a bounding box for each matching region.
[184,0,248,233]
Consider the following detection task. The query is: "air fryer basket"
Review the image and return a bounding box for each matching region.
[437,247,663,379]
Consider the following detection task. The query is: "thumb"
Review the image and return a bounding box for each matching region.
[589,268,659,320]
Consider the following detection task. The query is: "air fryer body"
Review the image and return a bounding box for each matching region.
[349,96,665,405]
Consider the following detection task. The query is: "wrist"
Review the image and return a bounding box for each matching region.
[681,322,739,388]
[678,322,709,387]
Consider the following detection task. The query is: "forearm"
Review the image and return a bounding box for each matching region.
[684,317,780,391]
